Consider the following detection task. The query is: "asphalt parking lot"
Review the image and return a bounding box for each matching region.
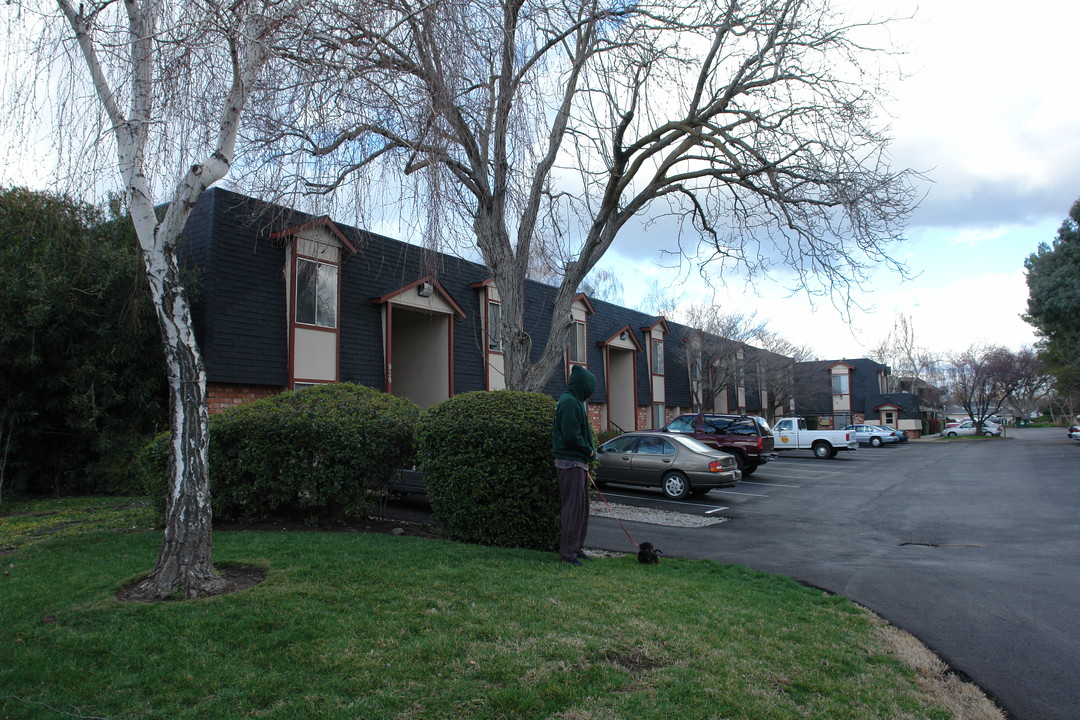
[587,428,1080,720]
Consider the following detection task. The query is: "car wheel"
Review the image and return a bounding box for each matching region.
[870,436,882,447]
[812,441,831,459]
[661,471,690,500]
[741,463,757,476]
[983,431,994,437]
[946,431,957,437]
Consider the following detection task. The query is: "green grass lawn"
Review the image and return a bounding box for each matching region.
[1,497,990,719]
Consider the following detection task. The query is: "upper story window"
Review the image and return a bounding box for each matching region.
[651,338,664,374]
[832,373,850,395]
[487,301,503,352]
[569,321,587,364]
[296,257,338,328]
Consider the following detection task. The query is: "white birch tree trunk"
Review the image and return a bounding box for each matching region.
[55,0,272,598]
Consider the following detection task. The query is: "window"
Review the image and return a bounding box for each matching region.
[651,403,665,428]
[569,321,587,364]
[831,373,849,395]
[487,302,502,352]
[296,258,338,328]
[651,338,664,374]
[636,437,674,455]
[603,435,639,454]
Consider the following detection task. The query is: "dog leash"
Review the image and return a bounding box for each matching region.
[588,472,639,548]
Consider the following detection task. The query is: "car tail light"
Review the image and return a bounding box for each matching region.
[708,460,728,473]
[756,436,763,450]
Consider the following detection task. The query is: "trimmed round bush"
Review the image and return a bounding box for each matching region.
[418,390,559,551]
[137,383,420,523]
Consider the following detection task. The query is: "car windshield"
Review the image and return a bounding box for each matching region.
[753,416,772,433]
[669,435,719,454]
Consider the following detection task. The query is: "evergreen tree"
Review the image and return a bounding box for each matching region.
[1024,199,1080,417]
[0,188,167,498]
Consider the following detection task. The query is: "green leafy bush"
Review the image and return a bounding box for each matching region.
[137,384,420,523]
[418,390,559,551]
[1,187,167,498]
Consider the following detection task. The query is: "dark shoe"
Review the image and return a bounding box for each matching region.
[575,552,592,561]
[562,558,584,566]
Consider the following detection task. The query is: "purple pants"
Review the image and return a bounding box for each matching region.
[557,465,590,562]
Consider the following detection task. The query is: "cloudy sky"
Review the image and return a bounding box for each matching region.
[600,0,1080,360]
[3,0,1076,363]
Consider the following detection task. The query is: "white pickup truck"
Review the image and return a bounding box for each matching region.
[772,417,859,459]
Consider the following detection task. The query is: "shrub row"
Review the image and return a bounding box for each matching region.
[139,384,420,524]
[139,384,563,550]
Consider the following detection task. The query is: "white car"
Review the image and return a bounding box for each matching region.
[1068,424,1080,440]
[941,419,1002,437]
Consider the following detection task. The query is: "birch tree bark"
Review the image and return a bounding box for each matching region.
[34,0,279,598]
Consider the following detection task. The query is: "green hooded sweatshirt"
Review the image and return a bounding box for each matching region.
[552,365,597,463]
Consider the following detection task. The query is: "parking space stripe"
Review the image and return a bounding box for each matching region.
[741,481,800,488]
[713,490,770,497]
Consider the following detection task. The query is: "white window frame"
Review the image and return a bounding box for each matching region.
[569,320,587,365]
[295,257,338,329]
[487,301,503,352]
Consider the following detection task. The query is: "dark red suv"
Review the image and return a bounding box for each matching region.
[661,414,776,475]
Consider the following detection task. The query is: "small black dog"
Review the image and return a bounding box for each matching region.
[637,542,663,564]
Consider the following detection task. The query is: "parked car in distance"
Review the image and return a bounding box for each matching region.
[882,425,909,442]
[1068,424,1080,440]
[594,431,742,500]
[940,419,1003,437]
[660,413,775,475]
[843,424,900,447]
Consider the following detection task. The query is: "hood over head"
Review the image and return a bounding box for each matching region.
[567,364,596,402]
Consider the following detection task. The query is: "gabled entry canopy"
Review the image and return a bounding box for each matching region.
[598,325,643,351]
[370,274,467,319]
[370,275,466,409]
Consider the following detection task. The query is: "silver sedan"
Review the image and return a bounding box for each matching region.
[595,431,741,500]
[843,424,901,447]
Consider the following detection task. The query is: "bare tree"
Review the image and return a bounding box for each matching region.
[870,313,945,405]
[947,345,1024,431]
[259,0,919,392]
[5,0,289,598]
[1009,346,1052,419]
[754,330,814,420]
[679,305,766,411]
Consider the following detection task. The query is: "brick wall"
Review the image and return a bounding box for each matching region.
[207,383,282,414]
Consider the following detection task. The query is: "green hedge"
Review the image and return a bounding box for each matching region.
[138,383,420,523]
[418,391,559,551]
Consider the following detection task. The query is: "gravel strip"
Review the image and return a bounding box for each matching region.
[589,500,727,528]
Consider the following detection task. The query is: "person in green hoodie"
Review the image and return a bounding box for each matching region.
[552,364,597,565]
